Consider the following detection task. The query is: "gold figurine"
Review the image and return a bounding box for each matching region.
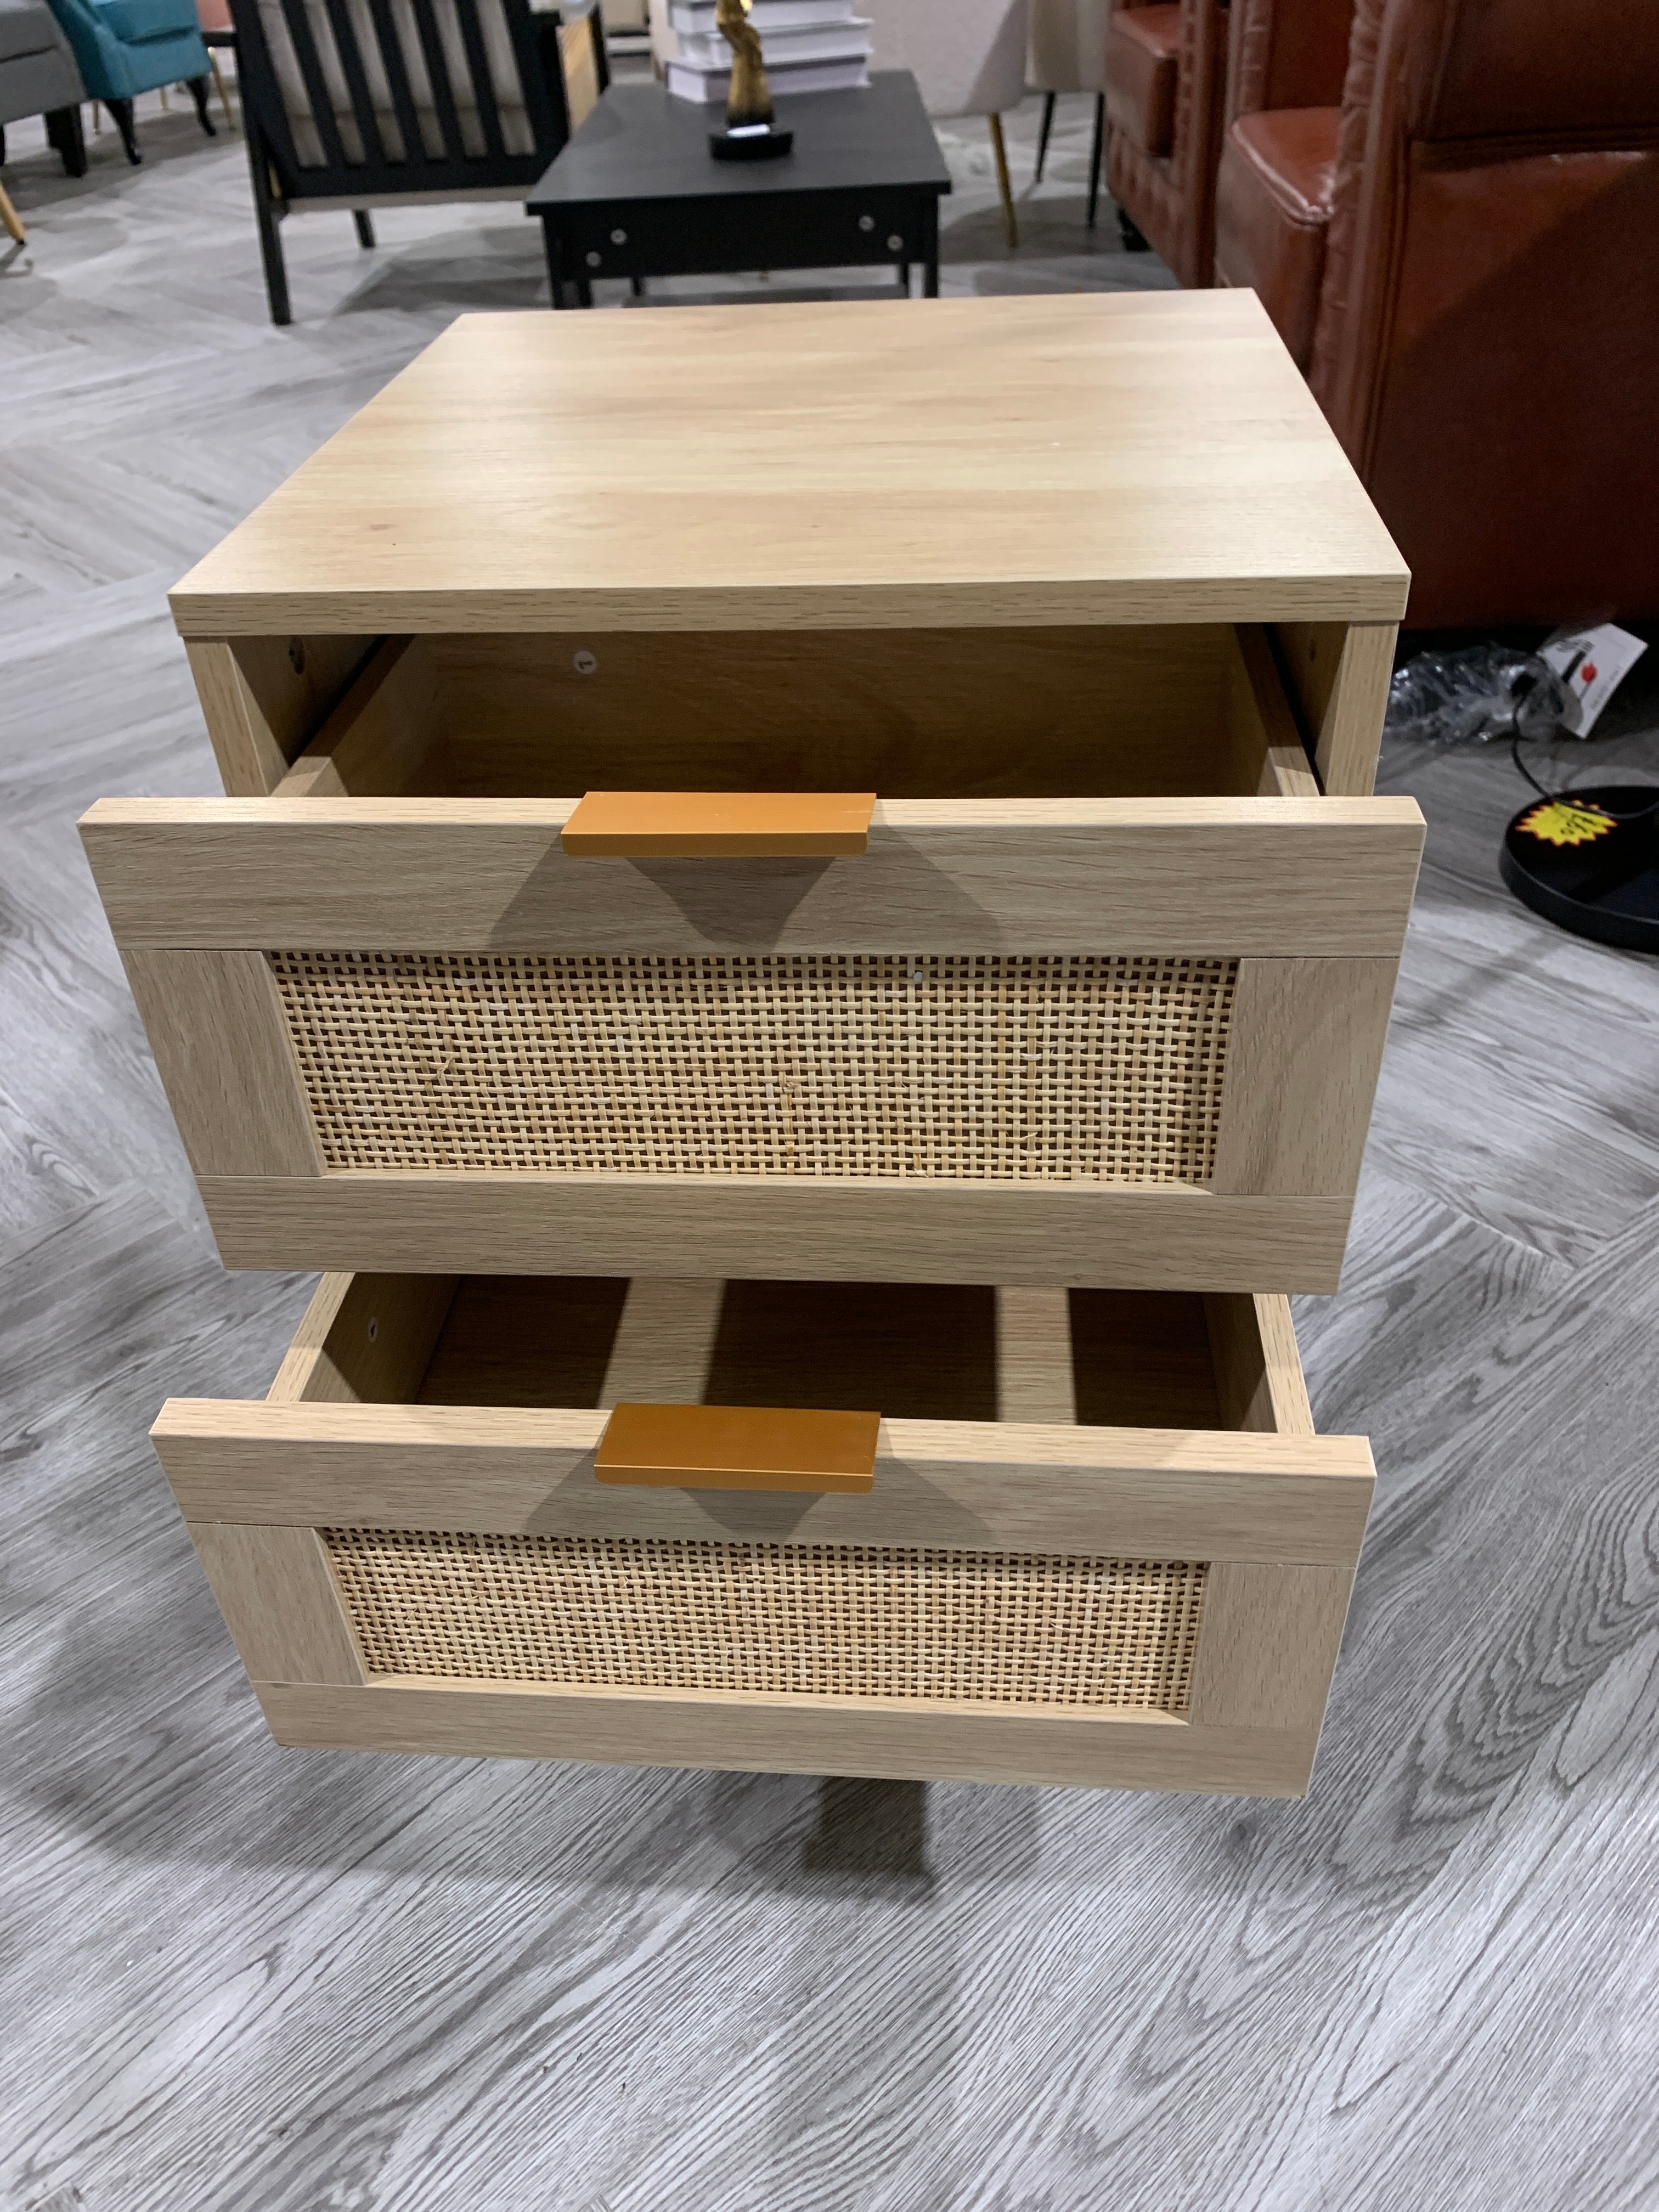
[716,0,773,129]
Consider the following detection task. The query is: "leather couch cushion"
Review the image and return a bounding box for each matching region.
[1228,0,1354,114]
[1417,0,1659,144]
[1104,4,1180,159]
[1214,108,1339,368]
[95,0,204,41]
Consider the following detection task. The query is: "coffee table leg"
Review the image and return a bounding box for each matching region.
[575,275,595,308]
[922,199,939,297]
[898,261,910,295]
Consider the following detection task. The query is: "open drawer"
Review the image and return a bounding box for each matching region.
[151,1272,1374,1797]
[83,622,1423,1291]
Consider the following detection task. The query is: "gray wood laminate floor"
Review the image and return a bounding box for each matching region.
[4,88,1659,2212]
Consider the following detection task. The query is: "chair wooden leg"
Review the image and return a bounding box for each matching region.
[1034,91,1055,183]
[0,179,26,245]
[207,52,236,131]
[1087,92,1104,228]
[988,112,1017,249]
[352,210,375,247]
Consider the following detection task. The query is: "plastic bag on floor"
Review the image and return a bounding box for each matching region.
[1385,646,1571,746]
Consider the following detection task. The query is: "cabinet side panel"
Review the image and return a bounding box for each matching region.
[185,640,288,798]
[1272,622,1397,797]
[267,1276,356,1402]
[268,1274,460,1404]
[1203,1293,1317,1437]
[184,636,378,795]
[1223,625,1321,796]
[276,639,441,798]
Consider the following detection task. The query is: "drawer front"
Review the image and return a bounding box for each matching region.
[153,1278,1375,1797]
[82,793,1423,1289]
[550,189,929,281]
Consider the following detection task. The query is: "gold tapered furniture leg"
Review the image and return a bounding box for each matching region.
[988,113,1017,249]
[0,180,25,245]
[209,52,236,130]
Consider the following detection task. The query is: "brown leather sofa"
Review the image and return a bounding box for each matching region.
[1215,0,1659,626]
[1102,0,1231,286]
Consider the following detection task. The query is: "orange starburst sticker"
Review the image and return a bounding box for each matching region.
[1517,800,1616,847]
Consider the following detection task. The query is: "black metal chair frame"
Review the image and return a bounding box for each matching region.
[228,0,605,321]
[1033,88,1107,228]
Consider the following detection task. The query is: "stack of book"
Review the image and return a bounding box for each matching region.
[663,0,872,103]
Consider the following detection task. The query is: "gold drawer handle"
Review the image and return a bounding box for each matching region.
[595,1402,879,1493]
[561,791,876,858]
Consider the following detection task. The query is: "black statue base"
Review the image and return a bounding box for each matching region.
[709,122,794,161]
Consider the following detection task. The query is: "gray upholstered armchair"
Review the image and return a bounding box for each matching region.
[0,0,86,242]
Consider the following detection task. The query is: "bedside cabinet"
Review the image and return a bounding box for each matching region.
[85,290,1417,1796]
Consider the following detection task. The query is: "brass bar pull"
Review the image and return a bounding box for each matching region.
[595,1402,879,1493]
[561,791,876,858]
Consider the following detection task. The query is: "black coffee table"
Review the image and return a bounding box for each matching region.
[528,71,951,306]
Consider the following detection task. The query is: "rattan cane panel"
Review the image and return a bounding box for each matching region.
[324,1530,1208,1711]
[272,952,1235,1183]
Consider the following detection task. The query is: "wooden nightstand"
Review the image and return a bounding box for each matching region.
[83,289,1419,1797]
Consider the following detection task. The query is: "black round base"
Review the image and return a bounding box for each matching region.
[1499,782,1659,953]
[709,124,794,161]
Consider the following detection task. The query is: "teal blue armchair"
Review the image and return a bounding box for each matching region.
[43,0,214,159]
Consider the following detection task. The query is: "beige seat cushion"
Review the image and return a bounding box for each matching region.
[1028,0,1110,95]
[259,0,537,166]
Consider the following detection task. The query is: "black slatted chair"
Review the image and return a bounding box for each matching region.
[229,0,605,321]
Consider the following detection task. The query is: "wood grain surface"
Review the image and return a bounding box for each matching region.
[79,793,1426,957]
[168,292,1409,637]
[1274,619,1398,795]
[151,1390,1374,1562]
[274,635,442,798]
[118,946,324,1180]
[193,1176,1358,1292]
[4,115,1657,2211]
[255,1680,1319,1797]
[418,622,1251,800]
[185,1520,366,1685]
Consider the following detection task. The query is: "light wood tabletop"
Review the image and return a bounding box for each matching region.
[169,291,1409,636]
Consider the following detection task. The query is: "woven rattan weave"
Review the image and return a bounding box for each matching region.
[323,1530,1208,1710]
[273,951,1236,1183]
